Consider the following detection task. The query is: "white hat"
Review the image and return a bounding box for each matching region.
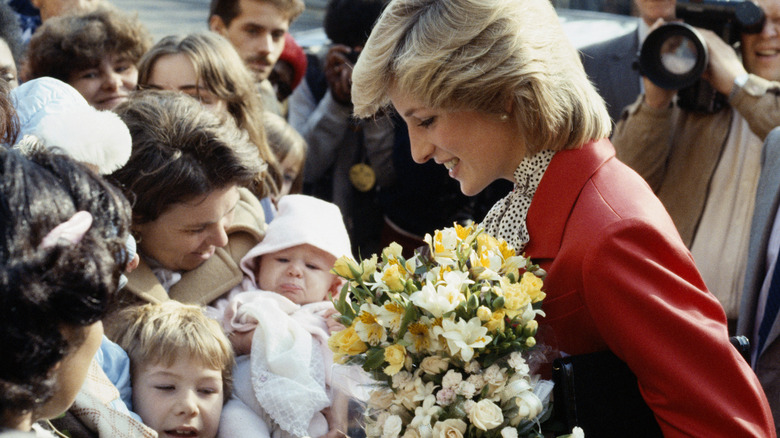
[11,77,132,174]
[240,194,353,284]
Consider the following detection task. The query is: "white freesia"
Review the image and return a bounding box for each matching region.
[468,399,504,431]
[410,284,463,318]
[501,377,533,403]
[383,415,403,438]
[572,426,585,438]
[510,390,543,425]
[434,317,492,362]
[437,270,474,291]
[431,419,467,438]
[410,395,441,433]
[500,427,519,438]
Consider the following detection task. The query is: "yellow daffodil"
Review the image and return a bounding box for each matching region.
[381,263,406,292]
[331,255,361,280]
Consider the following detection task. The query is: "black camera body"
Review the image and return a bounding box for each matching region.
[638,0,764,113]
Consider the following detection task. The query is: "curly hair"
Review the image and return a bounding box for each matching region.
[0,79,18,146]
[0,147,131,421]
[25,5,152,82]
[109,90,265,224]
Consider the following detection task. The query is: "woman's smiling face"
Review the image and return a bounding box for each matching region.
[388,88,525,196]
[134,185,240,272]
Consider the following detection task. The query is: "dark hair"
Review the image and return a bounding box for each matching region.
[109,90,265,224]
[0,2,23,69]
[25,5,152,82]
[209,0,305,27]
[0,79,18,145]
[324,0,388,47]
[0,147,131,420]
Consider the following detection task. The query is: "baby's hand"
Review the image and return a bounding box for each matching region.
[324,308,346,334]
[229,329,254,356]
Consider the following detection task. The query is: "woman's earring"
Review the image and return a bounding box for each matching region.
[500,113,509,121]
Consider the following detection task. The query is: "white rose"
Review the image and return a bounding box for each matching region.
[431,419,467,438]
[500,427,519,438]
[382,415,403,438]
[420,356,450,375]
[468,399,504,431]
[572,426,585,438]
[402,428,422,438]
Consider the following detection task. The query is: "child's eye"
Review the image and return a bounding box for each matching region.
[199,387,218,395]
[154,385,175,391]
[276,257,290,263]
[306,263,321,270]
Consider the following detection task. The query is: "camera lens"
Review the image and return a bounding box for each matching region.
[639,22,708,90]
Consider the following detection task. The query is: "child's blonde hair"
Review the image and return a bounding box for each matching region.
[108,301,235,401]
[263,111,307,195]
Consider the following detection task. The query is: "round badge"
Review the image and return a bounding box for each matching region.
[349,163,376,192]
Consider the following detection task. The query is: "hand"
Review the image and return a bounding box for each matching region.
[323,308,346,334]
[697,27,747,95]
[324,44,355,106]
[229,329,254,356]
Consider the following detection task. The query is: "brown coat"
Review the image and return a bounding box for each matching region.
[611,74,780,246]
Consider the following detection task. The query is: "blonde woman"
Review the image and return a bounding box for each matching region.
[350,0,775,436]
[137,32,282,206]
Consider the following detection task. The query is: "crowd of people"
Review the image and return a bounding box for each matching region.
[1,0,780,436]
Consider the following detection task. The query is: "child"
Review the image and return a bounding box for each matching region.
[0,146,137,436]
[263,111,308,205]
[208,194,352,438]
[108,301,235,438]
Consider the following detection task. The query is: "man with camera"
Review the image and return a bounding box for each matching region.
[612,0,780,328]
[581,0,676,122]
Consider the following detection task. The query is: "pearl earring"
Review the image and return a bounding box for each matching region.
[500,113,509,121]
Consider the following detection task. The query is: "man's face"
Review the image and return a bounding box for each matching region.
[209,0,289,82]
[741,0,780,82]
[635,0,676,26]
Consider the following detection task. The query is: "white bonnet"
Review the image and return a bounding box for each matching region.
[11,77,132,174]
[240,194,353,283]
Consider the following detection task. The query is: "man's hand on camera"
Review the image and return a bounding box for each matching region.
[698,27,748,96]
[325,45,354,106]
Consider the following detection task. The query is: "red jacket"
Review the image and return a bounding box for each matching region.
[525,139,775,437]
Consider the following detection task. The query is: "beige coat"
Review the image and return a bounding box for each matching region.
[612,74,780,246]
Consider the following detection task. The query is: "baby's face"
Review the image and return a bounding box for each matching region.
[257,244,339,305]
[132,354,223,438]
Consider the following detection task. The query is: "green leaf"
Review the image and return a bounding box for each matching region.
[363,347,386,371]
[397,304,418,339]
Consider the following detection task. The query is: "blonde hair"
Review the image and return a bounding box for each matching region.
[108,301,235,401]
[351,0,611,153]
[137,32,281,197]
[263,111,307,194]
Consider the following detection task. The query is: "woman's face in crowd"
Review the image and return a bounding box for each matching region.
[68,54,138,110]
[389,88,524,196]
[37,321,103,421]
[277,152,303,200]
[144,53,228,114]
[134,185,240,272]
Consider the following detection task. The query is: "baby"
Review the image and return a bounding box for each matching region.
[109,301,235,438]
[208,194,352,438]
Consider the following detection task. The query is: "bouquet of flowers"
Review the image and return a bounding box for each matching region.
[328,223,560,438]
